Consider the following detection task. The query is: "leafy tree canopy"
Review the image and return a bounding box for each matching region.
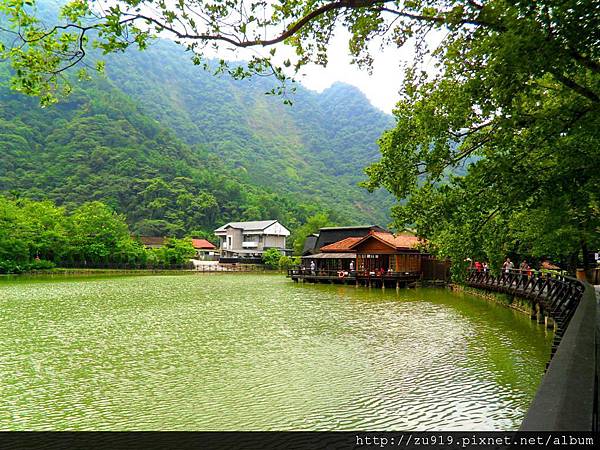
[6,0,591,103]
[1,0,598,273]
[0,195,197,271]
[291,212,333,255]
[262,247,282,269]
[154,237,196,265]
[359,0,600,274]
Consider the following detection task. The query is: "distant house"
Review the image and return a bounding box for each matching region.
[214,220,291,260]
[138,236,217,259]
[138,236,166,249]
[191,239,217,259]
[302,225,387,256]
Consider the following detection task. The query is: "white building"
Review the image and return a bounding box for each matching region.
[214,220,291,259]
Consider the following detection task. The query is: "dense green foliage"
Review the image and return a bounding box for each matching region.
[361,1,600,275]
[102,40,394,225]
[151,238,196,266]
[277,255,299,271]
[3,0,597,274]
[0,195,197,273]
[291,213,333,255]
[261,248,283,269]
[0,60,392,243]
[0,3,394,253]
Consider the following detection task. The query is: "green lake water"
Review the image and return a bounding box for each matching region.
[0,274,552,430]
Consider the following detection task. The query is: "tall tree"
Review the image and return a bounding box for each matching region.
[66,201,131,262]
[2,0,598,272]
[360,0,600,273]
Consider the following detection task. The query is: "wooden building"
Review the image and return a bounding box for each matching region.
[138,236,166,249]
[301,237,362,272]
[291,230,448,286]
[303,225,387,256]
[352,232,422,275]
[301,234,319,256]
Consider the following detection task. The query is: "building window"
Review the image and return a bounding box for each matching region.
[389,256,396,272]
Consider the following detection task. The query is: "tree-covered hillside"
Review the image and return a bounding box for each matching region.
[0,72,335,236]
[0,17,394,242]
[102,39,394,217]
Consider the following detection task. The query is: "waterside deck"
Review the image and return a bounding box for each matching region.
[287,268,428,288]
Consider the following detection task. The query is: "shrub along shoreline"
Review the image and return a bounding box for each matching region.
[0,197,197,274]
[1,196,301,275]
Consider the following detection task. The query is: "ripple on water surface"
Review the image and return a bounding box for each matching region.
[0,274,552,430]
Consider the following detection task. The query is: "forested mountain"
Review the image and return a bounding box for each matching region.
[0,2,395,241]
[103,40,394,212]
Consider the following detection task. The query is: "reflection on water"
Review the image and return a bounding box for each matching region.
[0,274,552,430]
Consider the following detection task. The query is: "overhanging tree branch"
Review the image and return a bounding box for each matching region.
[550,70,600,104]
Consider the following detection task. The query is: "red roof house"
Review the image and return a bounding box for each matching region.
[347,231,424,273]
[320,237,363,253]
[138,236,166,248]
[191,239,217,250]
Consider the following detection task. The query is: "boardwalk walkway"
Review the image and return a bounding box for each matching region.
[288,268,422,288]
[466,268,598,431]
[466,269,585,356]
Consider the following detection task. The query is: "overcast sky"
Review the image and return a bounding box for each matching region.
[225,29,412,114]
[87,1,442,114]
[217,27,441,115]
[294,32,408,114]
[115,1,438,114]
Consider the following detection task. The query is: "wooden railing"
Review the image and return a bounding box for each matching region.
[466,268,598,431]
[287,268,421,279]
[219,257,264,265]
[56,261,195,270]
[520,280,598,431]
[193,264,266,272]
[466,268,585,348]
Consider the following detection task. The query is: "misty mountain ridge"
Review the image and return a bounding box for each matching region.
[0,1,396,238]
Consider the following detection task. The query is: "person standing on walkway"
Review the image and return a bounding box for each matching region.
[502,258,514,273]
[520,260,531,279]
